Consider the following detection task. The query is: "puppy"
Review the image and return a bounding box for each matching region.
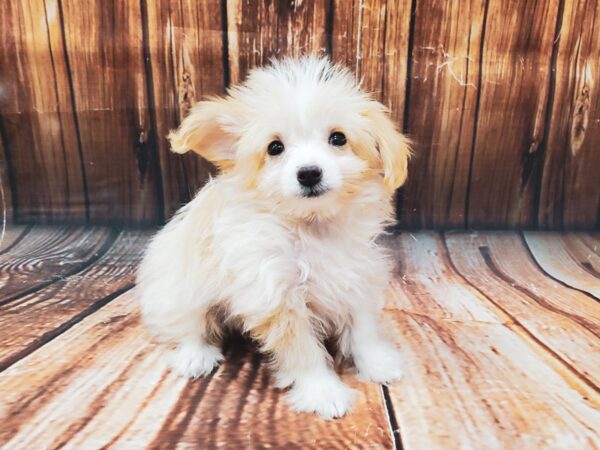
[137,56,410,419]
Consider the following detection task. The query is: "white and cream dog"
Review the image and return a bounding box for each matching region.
[137,56,410,419]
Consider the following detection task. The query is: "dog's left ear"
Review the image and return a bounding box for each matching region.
[168,98,239,169]
[364,102,411,191]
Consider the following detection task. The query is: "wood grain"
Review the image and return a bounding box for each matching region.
[144,0,223,219]
[0,0,87,222]
[401,0,484,228]
[227,0,330,85]
[0,226,28,254]
[523,232,600,298]
[331,0,412,111]
[538,0,600,229]
[445,231,600,387]
[384,232,600,449]
[1,0,598,228]
[0,226,112,305]
[0,135,13,223]
[0,291,393,449]
[0,230,149,371]
[467,0,560,227]
[582,233,600,256]
[59,0,161,224]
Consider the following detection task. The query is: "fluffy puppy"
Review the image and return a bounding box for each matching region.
[137,56,410,419]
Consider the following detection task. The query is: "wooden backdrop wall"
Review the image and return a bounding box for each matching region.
[0,0,598,229]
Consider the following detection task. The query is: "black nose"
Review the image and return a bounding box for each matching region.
[297,166,323,188]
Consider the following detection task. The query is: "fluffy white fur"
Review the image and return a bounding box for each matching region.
[137,56,410,419]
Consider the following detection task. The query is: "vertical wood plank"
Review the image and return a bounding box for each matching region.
[400,0,484,228]
[0,0,86,222]
[144,0,224,218]
[227,0,330,86]
[467,0,559,227]
[0,136,13,223]
[331,0,412,111]
[59,0,161,224]
[538,0,600,229]
[332,0,412,229]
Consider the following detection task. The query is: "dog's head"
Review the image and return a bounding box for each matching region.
[169,56,410,218]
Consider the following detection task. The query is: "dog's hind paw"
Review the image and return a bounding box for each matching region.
[168,341,223,379]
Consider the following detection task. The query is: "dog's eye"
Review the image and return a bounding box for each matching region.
[267,140,285,156]
[329,131,347,147]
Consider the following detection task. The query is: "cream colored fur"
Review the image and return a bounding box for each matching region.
[137,56,410,419]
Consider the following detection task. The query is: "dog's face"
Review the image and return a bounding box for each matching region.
[169,57,410,218]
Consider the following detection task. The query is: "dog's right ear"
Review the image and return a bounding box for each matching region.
[168,98,239,168]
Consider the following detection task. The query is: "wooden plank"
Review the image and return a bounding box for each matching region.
[445,231,600,386]
[562,234,600,272]
[0,226,28,254]
[0,135,13,223]
[144,0,223,219]
[582,233,600,256]
[227,0,330,85]
[383,233,600,449]
[524,232,600,298]
[467,0,559,227]
[0,227,113,305]
[0,230,149,370]
[0,0,87,222]
[538,0,600,229]
[331,0,411,108]
[59,0,161,224]
[0,292,393,448]
[401,0,484,227]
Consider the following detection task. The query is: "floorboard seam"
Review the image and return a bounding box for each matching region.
[381,384,403,450]
[0,283,135,372]
[440,233,600,396]
[0,228,119,307]
[520,232,599,301]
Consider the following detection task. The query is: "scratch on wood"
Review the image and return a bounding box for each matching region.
[570,62,592,156]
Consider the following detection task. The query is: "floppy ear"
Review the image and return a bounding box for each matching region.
[168,98,238,168]
[364,102,412,191]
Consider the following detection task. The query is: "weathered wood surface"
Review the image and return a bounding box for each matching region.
[144,0,223,218]
[1,227,599,449]
[467,0,559,227]
[0,230,149,371]
[537,0,600,229]
[523,232,600,299]
[0,225,28,253]
[0,295,393,449]
[1,1,598,229]
[0,227,112,305]
[400,0,484,228]
[58,0,161,224]
[0,0,87,222]
[446,231,600,386]
[228,0,330,85]
[0,137,13,223]
[385,232,600,449]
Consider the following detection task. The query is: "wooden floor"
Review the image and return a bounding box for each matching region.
[0,227,598,449]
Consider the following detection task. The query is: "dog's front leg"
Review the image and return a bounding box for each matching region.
[349,303,403,384]
[248,304,356,419]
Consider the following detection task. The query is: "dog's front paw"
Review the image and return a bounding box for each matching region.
[168,341,223,379]
[355,343,403,384]
[286,373,356,419]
